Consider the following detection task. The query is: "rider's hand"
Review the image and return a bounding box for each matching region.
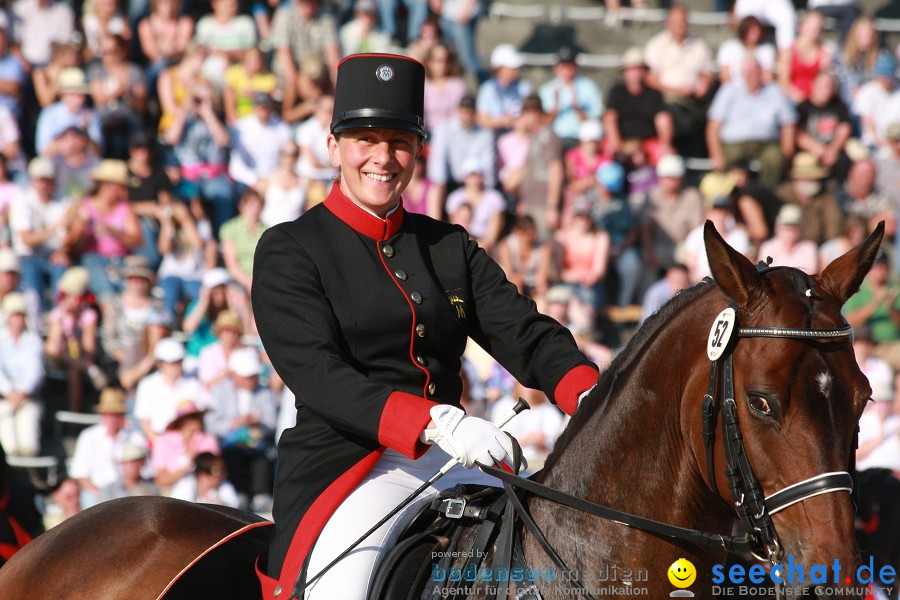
[420,405,516,469]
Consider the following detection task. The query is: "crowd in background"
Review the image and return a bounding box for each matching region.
[0,0,896,540]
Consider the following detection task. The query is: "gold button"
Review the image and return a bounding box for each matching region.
[394,269,407,281]
[382,244,394,258]
[428,383,436,395]
[410,292,422,304]
[416,355,425,365]
[416,324,426,337]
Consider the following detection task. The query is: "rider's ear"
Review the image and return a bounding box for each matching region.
[818,221,885,305]
[704,220,761,308]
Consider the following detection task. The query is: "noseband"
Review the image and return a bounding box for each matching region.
[701,301,855,566]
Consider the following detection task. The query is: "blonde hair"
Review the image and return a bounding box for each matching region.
[842,16,881,73]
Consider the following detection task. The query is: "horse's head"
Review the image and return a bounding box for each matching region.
[702,221,883,597]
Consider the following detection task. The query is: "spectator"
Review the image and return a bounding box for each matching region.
[808,0,860,44]
[223,46,277,126]
[44,266,103,412]
[426,94,495,218]
[164,80,234,236]
[258,140,306,226]
[404,13,440,64]
[683,196,751,284]
[116,308,173,393]
[554,200,610,319]
[197,309,243,390]
[733,0,796,52]
[640,263,690,324]
[834,16,892,106]
[376,0,427,46]
[294,94,336,206]
[707,57,797,187]
[10,158,74,311]
[640,154,703,272]
[206,346,276,510]
[716,16,776,86]
[88,33,147,159]
[776,152,842,246]
[32,42,80,109]
[796,72,854,178]
[220,188,267,292]
[445,160,505,253]
[563,119,606,224]
[49,126,101,202]
[100,256,163,365]
[852,53,899,154]
[845,253,900,370]
[12,0,76,69]
[81,0,130,63]
[496,215,553,300]
[500,384,564,471]
[0,153,22,225]
[422,43,467,134]
[69,160,143,302]
[35,68,103,156]
[476,44,532,132]
[169,450,239,507]
[99,443,159,501]
[876,122,900,205]
[151,400,219,493]
[194,0,257,86]
[228,93,292,189]
[137,0,194,94]
[126,131,174,269]
[0,293,43,457]
[182,268,252,358]
[820,214,868,268]
[401,154,429,216]
[156,45,206,137]
[435,0,485,82]
[0,250,40,334]
[777,10,833,104]
[338,0,391,57]
[280,54,332,125]
[593,162,641,307]
[602,47,673,167]
[757,204,819,274]
[269,0,340,88]
[133,337,204,441]
[643,5,713,148]
[69,387,147,507]
[42,478,81,530]
[498,94,563,238]
[538,46,603,149]
[839,159,893,231]
[0,28,24,119]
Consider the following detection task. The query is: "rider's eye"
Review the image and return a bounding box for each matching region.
[748,395,772,417]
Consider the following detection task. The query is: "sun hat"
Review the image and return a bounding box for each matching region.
[166,399,207,430]
[228,346,263,377]
[0,248,20,273]
[578,119,603,142]
[656,154,686,178]
[120,255,155,281]
[116,443,148,462]
[57,266,90,297]
[490,44,524,70]
[699,171,737,201]
[621,47,645,69]
[213,310,243,335]
[154,337,186,363]
[58,68,89,94]
[775,204,803,227]
[2,292,26,316]
[90,159,130,185]
[202,268,231,289]
[27,157,55,180]
[789,152,828,180]
[95,387,127,414]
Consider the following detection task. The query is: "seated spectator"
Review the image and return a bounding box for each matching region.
[81,0,130,63]
[701,161,783,248]
[757,204,819,274]
[157,45,206,137]
[602,47,673,167]
[683,196,751,284]
[820,214,868,268]
[338,0,390,57]
[99,443,160,501]
[32,42,80,109]
[0,293,43,457]
[49,126,101,202]
[220,188,267,291]
[35,68,103,156]
[433,0,485,81]
[497,215,553,300]
[12,0,76,70]
[100,256,163,365]
[834,16,892,106]
[640,154,704,273]
[294,93,336,206]
[639,263,690,324]
[152,400,219,494]
[378,0,428,47]
[538,46,603,149]
[808,0,860,44]
[137,0,194,95]
[194,0,256,86]
[876,122,900,206]
[426,94,495,219]
[852,53,899,154]
[563,120,606,224]
[223,46,277,126]
[400,154,429,216]
[10,158,74,311]
[404,13,440,64]
[839,159,893,232]
[169,450,239,507]
[206,346,276,510]
[126,131,174,269]
[716,16,775,86]
[476,44,532,132]
[69,160,143,302]
[69,387,148,507]
[593,162,640,307]
[733,0,796,52]
[0,156,21,239]
[643,5,713,151]
[258,141,306,226]
[776,153,841,246]
[270,0,340,88]
[134,338,204,442]
[0,251,40,334]
[157,201,207,318]
[554,202,610,320]
[707,57,797,187]
[198,309,243,390]
[422,43,467,135]
[42,478,81,530]
[796,72,854,179]
[500,384,564,472]
[117,308,173,393]
[183,268,252,358]
[777,10,832,104]
[88,33,147,159]
[0,28,24,120]
[281,56,332,125]
[44,266,105,412]
[164,81,234,235]
[445,161,505,253]
[228,93,292,189]
[845,252,900,370]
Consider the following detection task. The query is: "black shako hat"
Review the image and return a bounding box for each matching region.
[331,53,426,137]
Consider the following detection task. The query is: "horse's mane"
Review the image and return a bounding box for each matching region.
[543,279,716,474]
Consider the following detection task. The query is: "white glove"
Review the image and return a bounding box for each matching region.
[420,405,517,469]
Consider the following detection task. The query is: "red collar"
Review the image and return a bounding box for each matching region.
[323,183,404,241]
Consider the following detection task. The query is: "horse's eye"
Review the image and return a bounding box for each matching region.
[748,395,772,417]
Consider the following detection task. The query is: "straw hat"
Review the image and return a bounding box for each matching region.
[2,292,26,316]
[621,47,645,69]
[58,68,89,94]
[120,255,155,281]
[213,310,242,335]
[116,443,148,462]
[775,204,803,227]
[789,152,828,180]
[27,157,55,180]
[699,171,737,202]
[166,400,207,430]
[94,387,127,414]
[90,159,130,186]
[57,266,90,297]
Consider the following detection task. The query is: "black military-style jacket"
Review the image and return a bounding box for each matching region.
[251,184,598,596]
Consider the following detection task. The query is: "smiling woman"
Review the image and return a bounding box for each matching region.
[251,53,600,599]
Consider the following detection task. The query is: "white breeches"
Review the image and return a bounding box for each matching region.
[0,399,41,457]
[304,445,497,600]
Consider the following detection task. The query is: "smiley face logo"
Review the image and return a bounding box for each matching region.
[667,558,696,589]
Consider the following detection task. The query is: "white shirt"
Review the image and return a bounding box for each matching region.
[9,189,70,257]
[134,372,205,434]
[683,220,751,283]
[170,474,240,507]
[228,115,293,187]
[69,424,148,488]
[12,0,75,65]
[852,83,900,148]
[716,39,776,86]
[733,0,796,50]
[295,116,336,181]
[0,327,43,395]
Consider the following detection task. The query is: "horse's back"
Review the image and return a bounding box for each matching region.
[0,496,272,600]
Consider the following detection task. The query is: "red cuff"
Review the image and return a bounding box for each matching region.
[554,365,600,416]
[378,392,439,458]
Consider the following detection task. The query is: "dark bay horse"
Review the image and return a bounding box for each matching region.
[0,222,883,600]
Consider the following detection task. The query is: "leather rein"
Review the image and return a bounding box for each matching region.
[476,303,857,600]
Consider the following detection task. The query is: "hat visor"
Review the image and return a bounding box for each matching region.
[332,117,426,138]
[790,167,828,180]
[60,85,89,94]
[123,268,155,280]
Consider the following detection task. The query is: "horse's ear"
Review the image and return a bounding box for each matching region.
[818,221,885,304]
[704,220,761,307]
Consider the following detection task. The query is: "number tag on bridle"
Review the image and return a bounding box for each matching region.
[707,308,737,361]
